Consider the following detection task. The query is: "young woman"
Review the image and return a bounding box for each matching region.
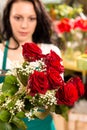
[0,0,63,129]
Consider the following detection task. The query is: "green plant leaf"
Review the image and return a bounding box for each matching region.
[12,116,27,130]
[0,120,12,130]
[55,105,69,120]
[0,94,5,104]
[17,69,28,86]
[0,110,11,122]
[7,100,16,109]
[16,111,25,118]
[2,75,19,96]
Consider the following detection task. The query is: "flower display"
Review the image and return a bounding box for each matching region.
[46,4,83,20]
[0,43,84,130]
[55,17,87,53]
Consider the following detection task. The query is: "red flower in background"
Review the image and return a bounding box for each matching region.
[55,17,87,53]
[56,17,87,33]
[57,18,72,33]
[73,17,87,31]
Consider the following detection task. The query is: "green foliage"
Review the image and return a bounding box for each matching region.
[12,116,27,130]
[55,105,70,120]
[2,75,19,96]
[0,110,11,122]
[0,94,5,103]
[45,4,83,19]
[16,111,25,118]
[0,120,12,130]
[0,118,26,130]
[17,68,28,86]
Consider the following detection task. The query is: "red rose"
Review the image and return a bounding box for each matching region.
[47,67,64,90]
[57,18,71,33]
[74,18,87,31]
[27,71,49,96]
[45,50,64,73]
[68,76,84,97]
[56,82,79,106]
[22,43,43,62]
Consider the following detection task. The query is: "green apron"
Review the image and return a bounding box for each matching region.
[21,115,56,130]
[0,41,9,83]
[0,41,56,130]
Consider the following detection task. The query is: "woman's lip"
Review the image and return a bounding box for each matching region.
[19,32,28,36]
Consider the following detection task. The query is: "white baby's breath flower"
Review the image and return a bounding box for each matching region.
[15,99,25,112]
[29,90,57,109]
[1,97,12,109]
[10,109,15,115]
[25,107,38,120]
[30,61,40,68]
[11,60,23,69]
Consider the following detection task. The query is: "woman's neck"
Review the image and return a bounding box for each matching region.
[9,37,33,48]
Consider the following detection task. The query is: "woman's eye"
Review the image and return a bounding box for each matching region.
[14,16,21,20]
[29,17,37,21]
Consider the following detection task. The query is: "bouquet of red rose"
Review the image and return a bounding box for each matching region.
[0,43,84,130]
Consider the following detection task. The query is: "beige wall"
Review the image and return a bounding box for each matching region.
[0,0,7,15]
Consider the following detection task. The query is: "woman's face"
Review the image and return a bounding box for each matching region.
[9,1,37,43]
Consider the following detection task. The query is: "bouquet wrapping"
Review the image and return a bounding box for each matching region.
[0,43,84,130]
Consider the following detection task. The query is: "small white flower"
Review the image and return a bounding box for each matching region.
[15,99,25,112]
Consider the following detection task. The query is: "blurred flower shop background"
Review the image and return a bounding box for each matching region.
[43,1,87,130]
[43,0,87,84]
[0,0,87,130]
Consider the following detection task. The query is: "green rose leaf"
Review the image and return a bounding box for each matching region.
[2,75,19,96]
[17,68,28,86]
[12,116,27,130]
[55,105,69,120]
[0,94,5,104]
[7,100,16,109]
[0,120,12,130]
[16,111,25,118]
[0,110,11,122]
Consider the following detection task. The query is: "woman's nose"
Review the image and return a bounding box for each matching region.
[21,19,28,28]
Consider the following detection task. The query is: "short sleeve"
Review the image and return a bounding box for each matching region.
[40,44,61,57]
[0,49,11,70]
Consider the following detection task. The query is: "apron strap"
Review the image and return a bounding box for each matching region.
[2,41,9,70]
